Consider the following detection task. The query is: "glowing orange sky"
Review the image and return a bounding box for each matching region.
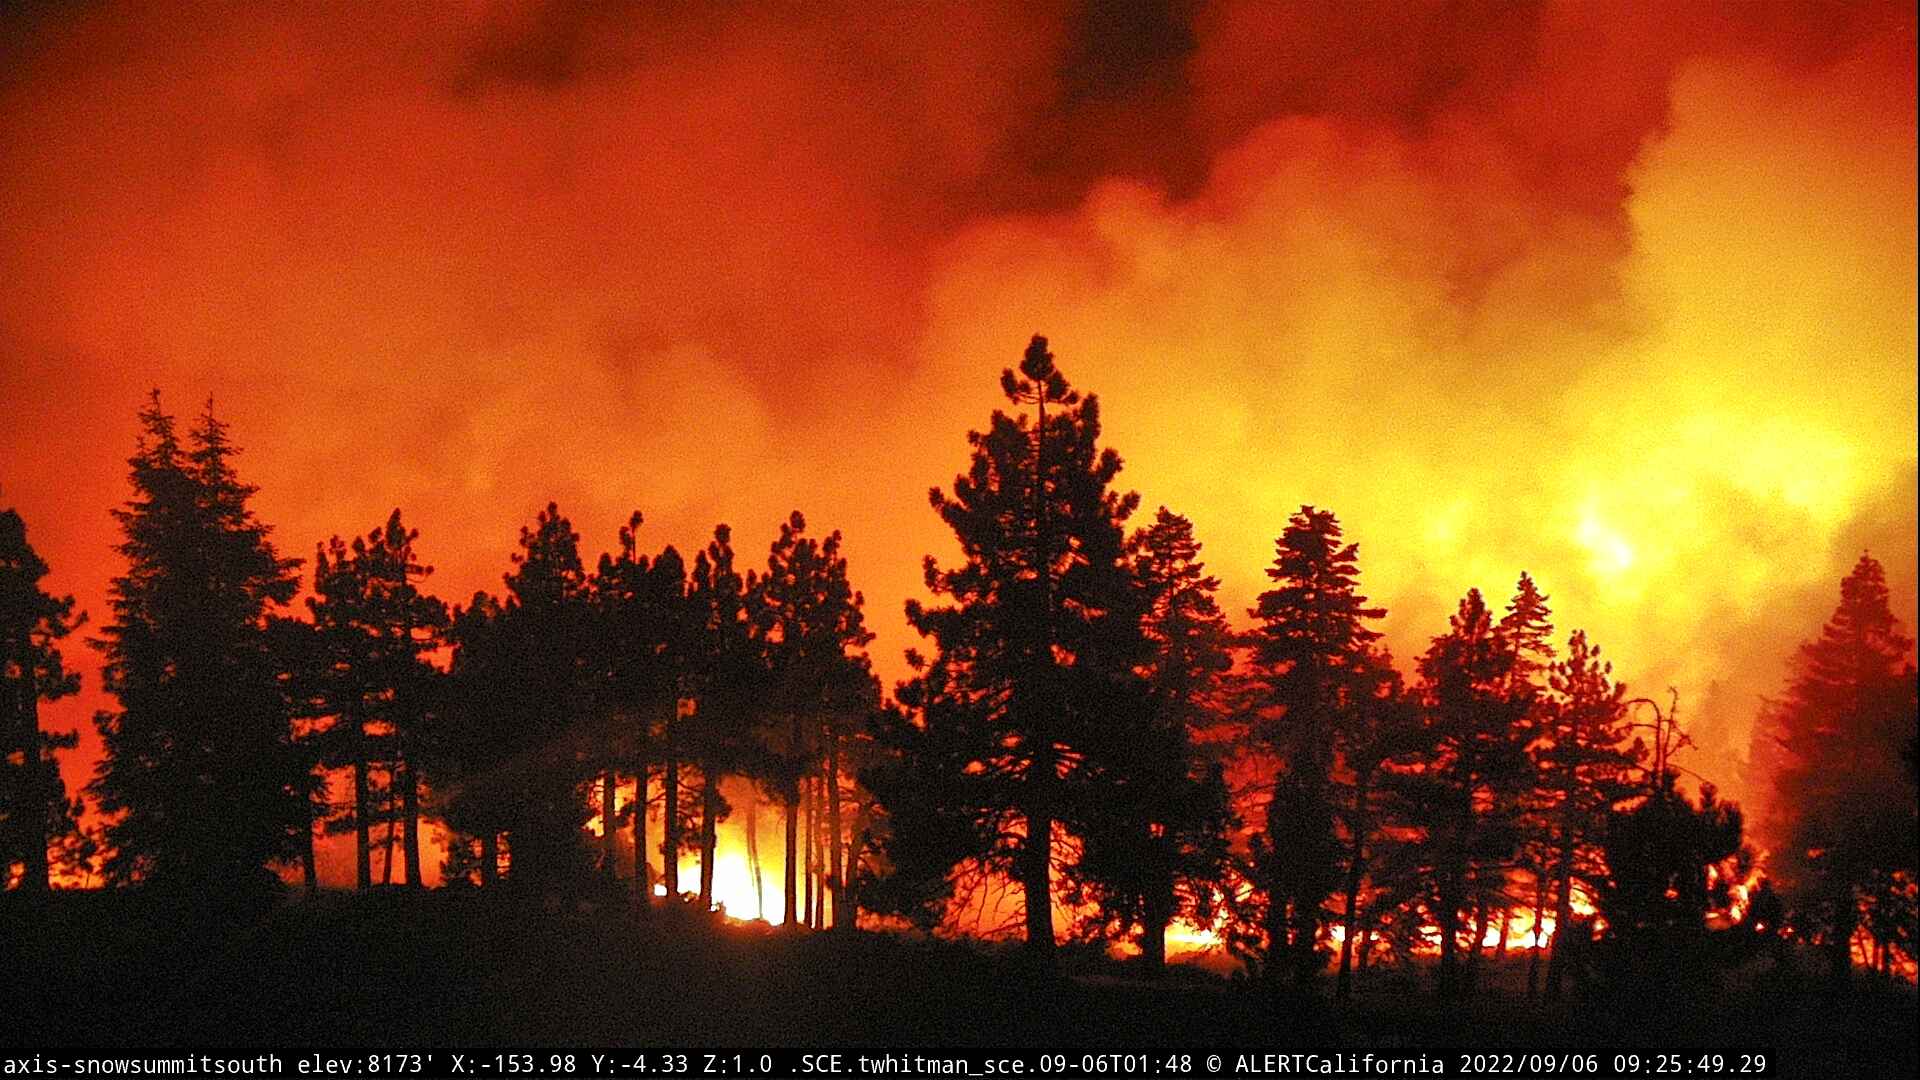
[1,1,1914,889]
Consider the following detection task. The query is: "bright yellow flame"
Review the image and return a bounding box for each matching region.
[1575,507,1638,582]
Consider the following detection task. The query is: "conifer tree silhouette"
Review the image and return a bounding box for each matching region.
[1404,588,1533,999]
[588,512,653,890]
[0,506,90,891]
[1496,572,1557,995]
[686,524,762,910]
[889,335,1147,961]
[1499,572,1556,690]
[1075,508,1233,973]
[440,503,597,891]
[306,510,448,890]
[89,394,304,898]
[1759,553,1918,985]
[1240,506,1387,988]
[757,511,877,929]
[1538,630,1642,999]
[591,527,694,903]
[1600,774,1744,977]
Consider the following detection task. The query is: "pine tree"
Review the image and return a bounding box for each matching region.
[589,512,680,895]
[89,394,304,897]
[439,593,511,886]
[438,503,597,891]
[1240,505,1387,987]
[625,539,701,905]
[685,524,762,910]
[1538,630,1642,999]
[1499,572,1556,690]
[757,511,877,929]
[582,513,638,888]
[590,529,698,902]
[1404,588,1533,999]
[1075,508,1234,973]
[1329,668,1418,1000]
[0,506,91,890]
[306,510,448,890]
[1601,776,1745,959]
[1759,553,1918,985]
[887,335,1147,960]
[1496,572,1557,996]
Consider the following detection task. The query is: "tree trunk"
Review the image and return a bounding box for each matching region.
[783,713,801,929]
[663,707,681,900]
[813,772,828,930]
[300,796,318,898]
[1264,894,1290,984]
[380,786,397,886]
[601,769,619,884]
[1495,900,1513,961]
[699,768,719,909]
[846,802,871,929]
[1020,759,1056,961]
[1262,774,1289,982]
[746,786,765,920]
[1828,882,1856,988]
[1335,848,1366,999]
[1024,379,1058,966]
[1357,921,1375,976]
[353,750,372,892]
[401,763,422,889]
[1335,778,1371,1001]
[633,766,651,906]
[803,771,817,928]
[782,783,799,929]
[1526,869,1546,997]
[1437,901,1461,1001]
[1545,826,1577,1000]
[1466,893,1491,993]
[812,775,826,930]
[1141,872,1171,976]
[19,663,50,892]
[480,831,499,887]
[827,734,847,931]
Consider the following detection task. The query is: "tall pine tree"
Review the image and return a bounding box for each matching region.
[90,394,304,897]
[757,512,877,929]
[1537,630,1642,999]
[1405,588,1533,999]
[0,506,90,890]
[1759,553,1918,984]
[1240,506,1387,987]
[306,510,448,890]
[888,335,1147,960]
[438,503,597,891]
[1496,572,1558,995]
[594,532,693,903]
[1075,508,1234,973]
[686,524,762,911]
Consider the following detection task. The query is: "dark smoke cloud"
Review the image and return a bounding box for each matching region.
[1,2,1912,885]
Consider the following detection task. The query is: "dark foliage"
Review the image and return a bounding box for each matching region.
[0,506,90,889]
[88,394,304,900]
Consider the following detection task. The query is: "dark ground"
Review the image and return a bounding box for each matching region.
[3,890,1913,1077]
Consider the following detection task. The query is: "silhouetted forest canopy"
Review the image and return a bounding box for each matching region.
[2,340,1915,1061]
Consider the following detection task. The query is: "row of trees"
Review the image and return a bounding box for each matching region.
[67,394,883,931]
[858,338,1824,997]
[2,337,1914,1001]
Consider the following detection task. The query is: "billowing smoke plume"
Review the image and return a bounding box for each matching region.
[2,1,1913,885]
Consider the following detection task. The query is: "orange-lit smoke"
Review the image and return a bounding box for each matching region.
[1,2,1914,890]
